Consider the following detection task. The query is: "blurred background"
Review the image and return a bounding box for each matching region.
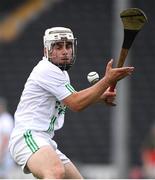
[0,0,155,179]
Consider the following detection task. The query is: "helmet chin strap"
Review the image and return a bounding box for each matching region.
[55,63,72,71]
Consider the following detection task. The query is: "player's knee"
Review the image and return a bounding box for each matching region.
[54,165,65,179]
[43,164,65,179]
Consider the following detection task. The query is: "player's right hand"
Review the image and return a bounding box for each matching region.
[104,59,134,86]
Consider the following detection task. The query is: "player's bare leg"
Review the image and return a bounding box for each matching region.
[64,161,83,179]
[26,145,65,179]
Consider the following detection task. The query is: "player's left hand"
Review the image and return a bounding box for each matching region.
[101,87,116,106]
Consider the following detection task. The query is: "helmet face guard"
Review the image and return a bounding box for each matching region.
[43,27,77,70]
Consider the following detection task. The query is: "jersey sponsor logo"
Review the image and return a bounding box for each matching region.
[47,101,66,133]
[55,101,66,115]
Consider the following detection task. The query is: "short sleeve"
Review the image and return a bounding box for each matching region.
[34,62,76,101]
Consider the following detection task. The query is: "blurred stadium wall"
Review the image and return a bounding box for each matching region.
[0,0,154,178]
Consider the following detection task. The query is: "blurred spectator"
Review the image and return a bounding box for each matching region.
[128,166,144,179]
[141,125,155,178]
[0,97,14,178]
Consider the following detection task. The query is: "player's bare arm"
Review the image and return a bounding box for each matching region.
[63,59,134,111]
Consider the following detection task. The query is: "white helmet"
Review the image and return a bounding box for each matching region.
[43,27,77,70]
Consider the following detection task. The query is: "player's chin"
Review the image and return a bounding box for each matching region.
[60,59,71,64]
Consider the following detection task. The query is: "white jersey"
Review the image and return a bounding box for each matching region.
[12,57,75,137]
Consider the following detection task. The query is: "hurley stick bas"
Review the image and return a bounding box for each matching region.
[109,8,147,92]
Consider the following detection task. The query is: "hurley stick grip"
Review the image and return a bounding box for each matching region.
[109,48,129,92]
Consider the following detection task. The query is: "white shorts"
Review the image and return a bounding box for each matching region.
[9,129,70,174]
